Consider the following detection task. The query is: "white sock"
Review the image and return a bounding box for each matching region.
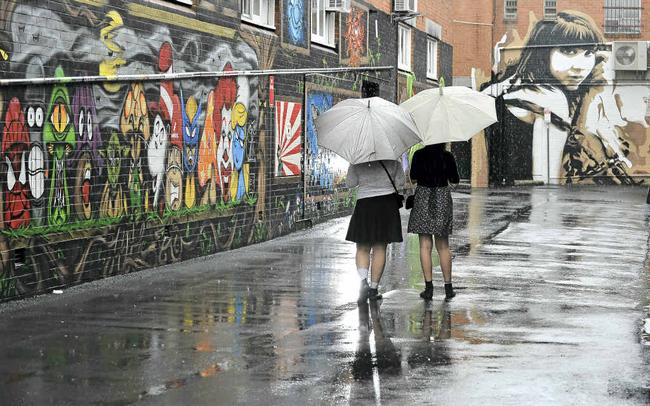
[370,281,378,289]
[356,268,369,280]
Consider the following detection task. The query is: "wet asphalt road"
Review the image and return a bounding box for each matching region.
[1,186,650,405]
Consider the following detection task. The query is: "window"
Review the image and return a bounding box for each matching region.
[311,0,336,46]
[504,0,517,20]
[544,0,557,20]
[427,37,438,80]
[398,25,411,71]
[604,0,641,34]
[241,0,275,28]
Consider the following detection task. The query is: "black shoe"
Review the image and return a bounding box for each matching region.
[357,280,369,304]
[368,288,382,301]
[419,288,433,300]
[444,283,456,300]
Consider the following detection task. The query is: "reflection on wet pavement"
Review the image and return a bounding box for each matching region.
[1,186,650,405]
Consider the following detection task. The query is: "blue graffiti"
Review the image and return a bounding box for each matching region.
[306,92,335,190]
[233,125,246,201]
[180,89,203,173]
[287,0,305,46]
[306,92,333,158]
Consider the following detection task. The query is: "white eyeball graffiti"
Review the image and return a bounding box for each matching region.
[87,113,93,141]
[5,156,16,191]
[35,107,43,128]
[78,109,85,138]
[27,106,35,127]
[28,145,45,199]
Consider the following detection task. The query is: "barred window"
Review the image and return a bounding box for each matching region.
[604,0,642,34]
[544,0,557,20]
[504,0,517,20]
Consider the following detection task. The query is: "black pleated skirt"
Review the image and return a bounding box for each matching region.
[346,193,403,244]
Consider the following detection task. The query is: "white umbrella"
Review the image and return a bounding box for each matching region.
[315,97,421,164]
[401,86,498,145]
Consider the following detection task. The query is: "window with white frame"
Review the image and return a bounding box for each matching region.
[504,0,517,20]
[241,0,276,28]
[398,25,411,71]
[427,37,438,80]
[604,0,642,34]
[311,0,336,46]
[544,0,557,19]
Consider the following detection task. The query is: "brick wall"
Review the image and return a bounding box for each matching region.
[0,0,453,301]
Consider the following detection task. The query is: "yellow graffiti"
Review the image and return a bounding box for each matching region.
[51,104,70,133]
[231,102,248,129]
[128,4,236,39]
[0,49,8,61]
[100,11,126,92]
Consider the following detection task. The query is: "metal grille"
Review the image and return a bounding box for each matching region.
[604,0,642,34]
[544,0,557,20]
[504,0,517,20]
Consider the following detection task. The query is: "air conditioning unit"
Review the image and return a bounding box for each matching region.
[326,0,351,13]
[613,41,648,71]
[394,0,417,13]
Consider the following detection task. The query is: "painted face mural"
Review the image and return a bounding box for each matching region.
[482,10,650,185]
[181,90,202,209]
[148,110,169,211]
[165,146,183,211]
[120,83,150,218]
[549,47,596,91]
[214,64,237,203]
[198,90,218,206]
[3,98,31,229]
[100,132,126,219]
[24,101,46,226]
[43,66,76,226]
[72,85,103,220]
[287,0,305,46]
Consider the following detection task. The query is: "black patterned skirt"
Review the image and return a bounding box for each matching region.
[407,185,453,237]
[346,193,403,244]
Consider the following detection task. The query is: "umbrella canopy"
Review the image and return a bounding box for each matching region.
[315,97,421,164]
[401,86,497,145]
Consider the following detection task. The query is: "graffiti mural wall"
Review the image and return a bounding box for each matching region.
[0,1,271,301]
[481,10,650,185]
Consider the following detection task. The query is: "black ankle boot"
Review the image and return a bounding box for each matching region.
[444,283,455,300]
[420,281,433,300]
[368,288,382,301]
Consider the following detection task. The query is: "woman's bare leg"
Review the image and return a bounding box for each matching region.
[356,243,371,271]
[419,234,434,282]
[369,243,387,285]
[435,236,452,284]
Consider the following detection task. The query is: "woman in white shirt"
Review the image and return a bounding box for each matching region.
[346,159,405,303]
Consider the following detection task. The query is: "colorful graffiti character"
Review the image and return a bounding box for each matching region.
[120,82,150,218]
[214,63,237,203]
[180,90,202,209]
[148,108,169,212]
[100,132,127,218]
[198,90,218,206]
[165,146,183,211]
[344,8,366,67]
[72,85,103,220]
[24,96,46,227]
[3,97,31,229]
[43,66,76,226]
[230,102,249,202]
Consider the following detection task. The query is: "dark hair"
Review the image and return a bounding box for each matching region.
[504,11,605,86]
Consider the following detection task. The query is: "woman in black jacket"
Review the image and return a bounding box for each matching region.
[408,144,459,300]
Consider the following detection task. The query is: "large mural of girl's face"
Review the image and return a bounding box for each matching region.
[549,47,596,90]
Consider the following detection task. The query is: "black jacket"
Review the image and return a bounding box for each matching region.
[410,146,459,187]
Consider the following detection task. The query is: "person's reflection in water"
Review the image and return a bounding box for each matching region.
[352,302,402,382]
[407,301,452,368]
